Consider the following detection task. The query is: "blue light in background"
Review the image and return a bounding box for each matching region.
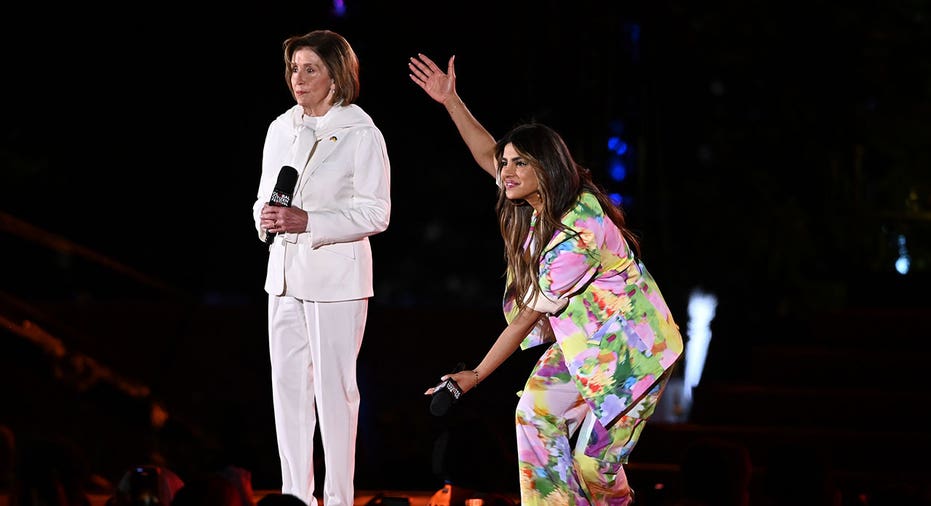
[609,160,627,182]
[608,119,625,136]
[606,119,631,205]
[896,234,910,275]
[333,0,346,16]
[623,23,641,63]
[627,23,641,44]
[607,136,629,156]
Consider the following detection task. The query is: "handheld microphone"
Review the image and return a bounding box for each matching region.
[265,165,299,245]
[429,362,467,417]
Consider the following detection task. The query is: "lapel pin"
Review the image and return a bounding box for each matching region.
[329,136,338,142]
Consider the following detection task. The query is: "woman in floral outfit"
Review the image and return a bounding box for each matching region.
[411,53,683,505]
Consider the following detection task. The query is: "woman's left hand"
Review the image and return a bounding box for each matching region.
[261,204,308,234]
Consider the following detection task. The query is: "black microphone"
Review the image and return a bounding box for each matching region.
[265,165,299,245]
[429,362,467,417]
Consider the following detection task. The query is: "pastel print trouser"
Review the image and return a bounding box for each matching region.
[515,343,667,505]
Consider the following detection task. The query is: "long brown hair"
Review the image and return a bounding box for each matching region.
[494,123,640,312]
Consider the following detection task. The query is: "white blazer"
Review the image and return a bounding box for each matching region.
[253,104,391,301]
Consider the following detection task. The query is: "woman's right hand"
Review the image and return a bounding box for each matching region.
[409,52,498,178]
[424,369,479,396]
[408,53,456,105]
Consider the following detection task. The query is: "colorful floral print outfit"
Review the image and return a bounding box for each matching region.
[505,192,683,505]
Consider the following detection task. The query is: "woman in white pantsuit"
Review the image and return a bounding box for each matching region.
[253,30,391,506]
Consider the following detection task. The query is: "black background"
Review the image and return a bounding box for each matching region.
[2,0,929,498]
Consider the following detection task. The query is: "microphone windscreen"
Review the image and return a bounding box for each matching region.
[269,166,299,208]
[274,165,299,192]
[429,378,462,417]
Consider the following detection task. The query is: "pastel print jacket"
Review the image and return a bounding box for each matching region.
[505,192,683,427]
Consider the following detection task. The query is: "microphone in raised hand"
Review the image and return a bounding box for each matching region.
[265,165,299,245]
[428,362,467,417]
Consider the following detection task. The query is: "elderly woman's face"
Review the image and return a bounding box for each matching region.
[498,143,543,212]
[290,47,334,115]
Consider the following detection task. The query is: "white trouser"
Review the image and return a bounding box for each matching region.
[268,295,368,506]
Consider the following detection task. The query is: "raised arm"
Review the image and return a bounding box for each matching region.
[409,53,497,178]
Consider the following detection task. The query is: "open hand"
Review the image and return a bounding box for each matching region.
[408,53,456,105]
